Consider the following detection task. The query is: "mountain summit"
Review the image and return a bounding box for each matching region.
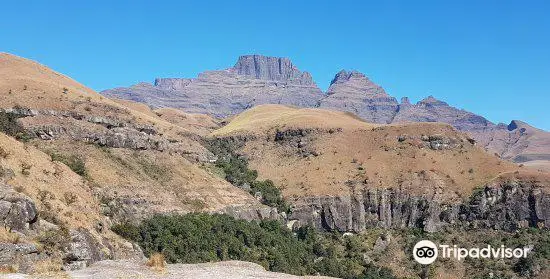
[232,55,315,85]
[102,55,323,117]
[320,69,398,123]
[101,54,550,166]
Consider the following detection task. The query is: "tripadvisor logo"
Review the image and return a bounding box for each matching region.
[413,240,531,265]
[413,240,438,264]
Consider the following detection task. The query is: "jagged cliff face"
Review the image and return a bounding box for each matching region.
[233,55,315,85]
[291,175,550,233]
[319,70,399,124]
[102,55,324,118]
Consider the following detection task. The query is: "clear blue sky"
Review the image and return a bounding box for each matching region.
[1,0,549,130]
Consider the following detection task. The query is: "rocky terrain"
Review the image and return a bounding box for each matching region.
[3,260,337,279]
[211,105,549,233]
[0,53,275,273]
[102,55,550,167]
[392,96,550,164]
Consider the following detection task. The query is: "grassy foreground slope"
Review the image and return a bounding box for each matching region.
[0,53,268,273]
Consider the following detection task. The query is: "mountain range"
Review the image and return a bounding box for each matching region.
[1,52,549,278]
[102,55,550,167]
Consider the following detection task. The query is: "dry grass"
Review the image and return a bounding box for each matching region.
[0,52,262,234]
[212,105,523,201]
[211,104,375,136]
[32,258,63,274]
[0,52,204,141]
[0,227,21,244]
[154,107,220,136]
[0,264,18,274]
[146,253,167,272]
[0,132,98,229]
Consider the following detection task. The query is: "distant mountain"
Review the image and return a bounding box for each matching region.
[102,55,324,118]
[319,70,399,123]
[101,55,550,165]
[391,95,550,162]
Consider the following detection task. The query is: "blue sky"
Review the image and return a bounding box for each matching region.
[1,0,549,130]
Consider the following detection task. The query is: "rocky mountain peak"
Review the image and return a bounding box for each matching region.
[321,70,397,123]
[418,95,448,106]
[329,70,368,85]
[232,55,314,85]
[507,120,538,132]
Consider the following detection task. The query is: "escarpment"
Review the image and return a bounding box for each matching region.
[290,176,550,233]
[209,105,550,234]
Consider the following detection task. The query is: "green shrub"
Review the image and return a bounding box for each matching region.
[124,213,314,275]
[113,213,397,279]
[206,139,288,213]
[49,152,87,177]
[0,111,32,142]
[111,222,140,242]
[250,180,289,213]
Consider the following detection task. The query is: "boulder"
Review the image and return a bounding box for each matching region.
[0,184,38,233]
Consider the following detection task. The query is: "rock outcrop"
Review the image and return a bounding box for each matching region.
[0,184,38,233]
[0,182,142,273]
[233,55,315,85]
[48,260,338,279]
[154,78,192,91]
[289,178,550,233]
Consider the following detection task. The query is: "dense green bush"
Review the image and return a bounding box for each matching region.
[49,152,87,176]
[0,111,32,141]
[115,213,315,275]
[250,180,289,213]
[113,213,396,279]
[206,139,289,213]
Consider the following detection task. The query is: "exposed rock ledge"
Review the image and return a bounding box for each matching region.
[3,260,338,279]
[290,179,550,233]
[0,184,142,273]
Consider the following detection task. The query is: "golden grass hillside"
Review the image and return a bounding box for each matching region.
[0,52,263,224]
[212,104,372,136]
[0,53,208,146]
[0,132,97,229]
[112,98,220,136]
[153,107,220,137]
[211,105,522,202]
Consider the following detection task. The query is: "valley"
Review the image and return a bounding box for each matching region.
[0,53,548,279]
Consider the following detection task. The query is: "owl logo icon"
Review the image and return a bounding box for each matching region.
[413,240,438,264]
